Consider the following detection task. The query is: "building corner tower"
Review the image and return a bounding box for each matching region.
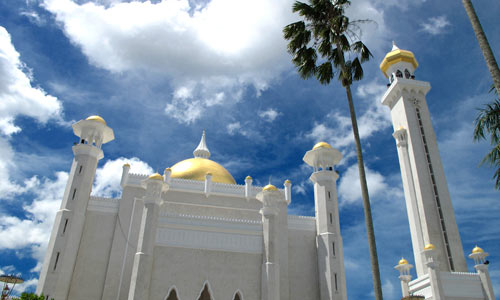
[36,116,114,300]
[304,142,347,300]
[380,45,467,277]
[380,43,467,276]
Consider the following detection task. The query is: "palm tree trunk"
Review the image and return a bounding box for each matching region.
[462,0,500,94]
[344,84,383,300]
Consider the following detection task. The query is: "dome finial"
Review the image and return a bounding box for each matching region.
[392,41,399,51]
[193,130,210,159]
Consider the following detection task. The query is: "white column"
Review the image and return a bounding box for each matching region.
[469,248,495,300]
[258,186,288,300]
[423,246,445,300]
[37,143,104,300]
[311,171,347,300]
[128,176,167,300]
[393,128,426,276]
[382,72,467,273]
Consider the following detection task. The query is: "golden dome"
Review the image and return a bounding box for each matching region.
[245,175,252,180]
[380,47,418,77]
[312,141,333,150]
[424,244,435,251]
[284,179,291,184]
[398,258,409,265]
[123,163,130,167]
[170,157,236,184]
[165,167,172,172]
[86,115,106,125]
[472,245,484,254]
[263,184,278,191]
[148,173,164,181]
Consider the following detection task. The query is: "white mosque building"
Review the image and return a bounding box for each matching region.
[36,45,495,300]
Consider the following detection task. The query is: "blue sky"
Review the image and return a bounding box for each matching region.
[0,0,499,298]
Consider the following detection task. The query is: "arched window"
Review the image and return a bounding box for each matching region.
[404,69,411,79]
[234,292,242,300]
[198,284,212,300]
[166,288,179,300]
[396,70,403,78]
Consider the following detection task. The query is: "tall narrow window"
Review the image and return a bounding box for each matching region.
[72,188,77,200]
[329,213,333,224]
[334,273,338,291]
[198,284,212,300]
[62,218,69,235]
[54,252,60,271]
[328,191,331,199]
[332,242,336,257]
[166,289,179,300]
[78,165,83,174]
[233,292,242,300]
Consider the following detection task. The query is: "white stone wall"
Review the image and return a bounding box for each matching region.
[288,228,320,300]
[150,246,263,300]
[68,210,116,300]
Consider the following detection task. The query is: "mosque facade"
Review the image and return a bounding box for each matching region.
[36,45,496,300]
[35,119,347,300]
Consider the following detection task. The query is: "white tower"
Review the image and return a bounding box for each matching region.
[380,44,467,276]
[37,116,114,300]
[303,142,347,300]
[128,173,168,300]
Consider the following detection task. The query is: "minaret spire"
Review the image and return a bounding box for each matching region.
[193,130,210,159]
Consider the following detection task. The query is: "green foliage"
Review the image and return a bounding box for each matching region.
[474,92,500,189]
[283,0,372,86]
[12,292,53,300]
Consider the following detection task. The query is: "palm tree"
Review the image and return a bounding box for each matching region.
[474,89,500,189]
[283,0,382,299]
[462,0,500,94]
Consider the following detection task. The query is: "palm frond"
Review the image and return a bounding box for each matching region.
[316,62,334,84]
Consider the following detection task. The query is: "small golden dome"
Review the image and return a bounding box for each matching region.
[263,184,278,191]
[284,179,291,184]
[164,168,172,172]
[245,175,252,180]
[398,258,409,265]
[424,244,435,251]
[472,246,484,254]
[123,163,130,167]
[170,158,236,184]
[380,47,418,77]
[148,173,164,181]
[312,141,333,150]
[86,115,106,125]
[206,172,212,176]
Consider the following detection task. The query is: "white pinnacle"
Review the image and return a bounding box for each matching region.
[193,130,210,159]
[392,41,400,51]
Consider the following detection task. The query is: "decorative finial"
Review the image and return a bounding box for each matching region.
[193,130,210,159]
[391,41,399,51]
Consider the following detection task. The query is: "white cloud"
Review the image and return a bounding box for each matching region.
[41,0,297,123]
[0,157,152,277]
[227,122,241,135]
[0,172,67,263]
[0,26,63,136]
[421,15,450,35]
[338,164,391,205]
[93,157,154,198]
[258,108,280,122]
[306,81,392,150]
[20,10,46,26]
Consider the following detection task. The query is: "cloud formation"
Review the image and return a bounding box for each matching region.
[421,16,450,35]
[0,26,62,136]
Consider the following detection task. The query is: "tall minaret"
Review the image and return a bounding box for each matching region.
[37,116,114,299]
[303,142,347,300]
[380,44,467,276]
